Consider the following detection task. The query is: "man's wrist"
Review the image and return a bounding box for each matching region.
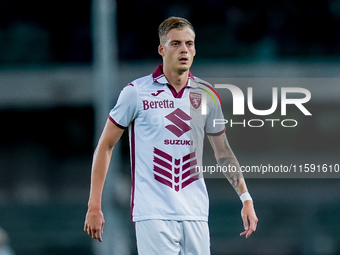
[240,192,253,203]
[87,200,102,211]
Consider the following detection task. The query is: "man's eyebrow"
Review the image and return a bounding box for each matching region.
[170,39,194,43]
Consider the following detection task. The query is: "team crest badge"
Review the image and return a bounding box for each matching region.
[189,92,202,109]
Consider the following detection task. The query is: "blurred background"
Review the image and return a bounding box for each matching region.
[0,0,340,254]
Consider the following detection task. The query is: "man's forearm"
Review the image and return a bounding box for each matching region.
[217,156,247,195]
[87,145,113,209]
[208,133,257,237]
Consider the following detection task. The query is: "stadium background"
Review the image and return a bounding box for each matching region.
[0,0,340,254]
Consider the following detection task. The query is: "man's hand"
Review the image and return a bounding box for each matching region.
[240,200,258,238]
[84,208,105,242]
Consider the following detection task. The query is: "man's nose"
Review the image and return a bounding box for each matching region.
[180,44,188,53]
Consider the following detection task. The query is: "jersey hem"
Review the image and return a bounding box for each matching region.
[132,215,208,222]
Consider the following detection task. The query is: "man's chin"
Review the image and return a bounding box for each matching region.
[177,64,191,73]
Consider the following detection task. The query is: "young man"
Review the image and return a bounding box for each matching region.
[84,17,258,254]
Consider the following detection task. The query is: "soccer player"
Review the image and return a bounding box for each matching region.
[84,16,258,254]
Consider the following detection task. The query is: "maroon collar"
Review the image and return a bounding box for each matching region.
[167,84,185,98]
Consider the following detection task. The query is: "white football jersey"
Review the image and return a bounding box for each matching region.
[109,65,225,222]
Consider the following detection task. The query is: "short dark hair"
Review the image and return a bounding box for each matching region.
[158,17,195,44]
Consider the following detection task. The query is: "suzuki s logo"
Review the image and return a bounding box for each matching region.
[165,108,191,137]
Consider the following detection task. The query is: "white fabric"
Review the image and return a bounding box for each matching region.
[109,66,225,222]
[135,220,210,255]
[240,192,253,203]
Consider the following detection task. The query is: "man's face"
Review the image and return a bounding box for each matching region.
[158,27,196,74]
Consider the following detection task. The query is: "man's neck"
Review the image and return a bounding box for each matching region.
[163,65,189,92]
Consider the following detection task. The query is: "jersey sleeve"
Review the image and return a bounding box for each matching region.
[109,84,139,128]
[204,90,226,136]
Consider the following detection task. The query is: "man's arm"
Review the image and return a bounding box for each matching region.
[208,133,258,238]
[84,119,125,242]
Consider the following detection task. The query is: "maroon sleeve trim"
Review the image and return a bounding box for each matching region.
[205,127,226,136]
[108,115,126,129]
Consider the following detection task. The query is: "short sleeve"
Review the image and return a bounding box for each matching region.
[109,84,139,128]
[205,92,226,136]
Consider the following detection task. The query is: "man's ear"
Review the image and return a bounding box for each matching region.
[158,44,164,57]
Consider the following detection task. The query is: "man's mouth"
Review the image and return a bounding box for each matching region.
[179,57,189,63]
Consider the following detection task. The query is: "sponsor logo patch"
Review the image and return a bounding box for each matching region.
[165,108,192,137]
